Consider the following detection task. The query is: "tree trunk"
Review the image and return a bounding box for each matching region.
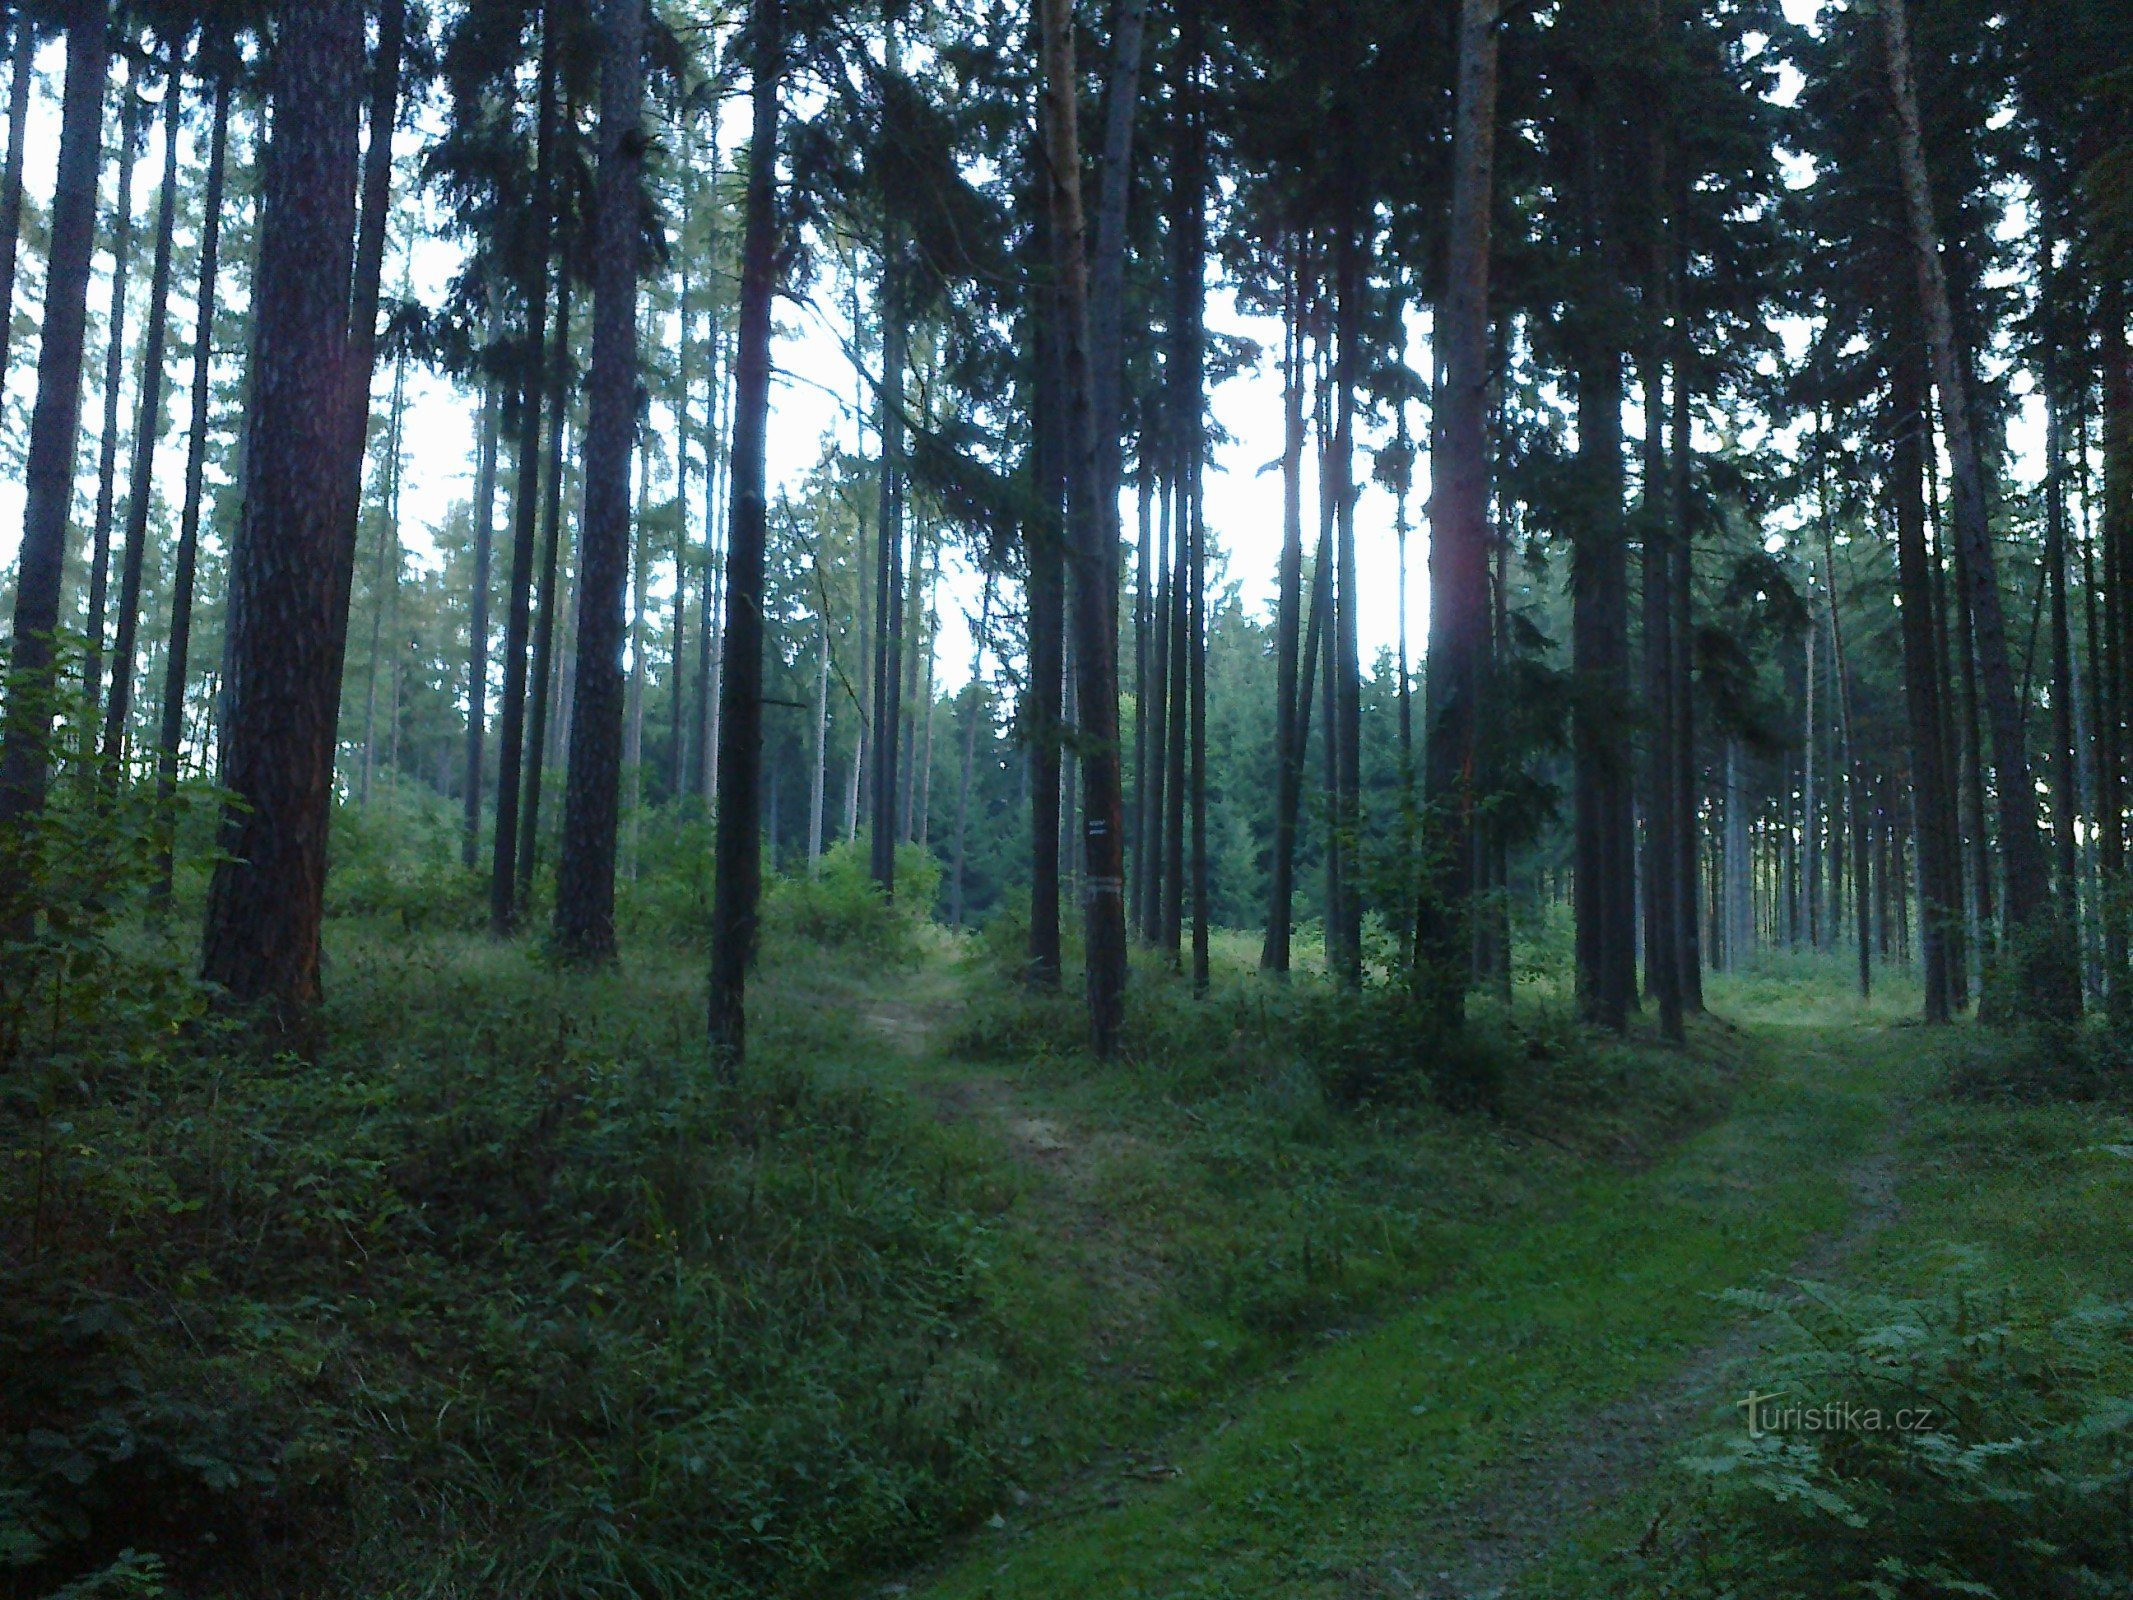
[1417,0,1501,1020]
[1892,342,1958,1021]
[199,0,366,1018]
[808,616,830,866]
[360,353,409,803]
[1329,223,1364,988]
[554,0,646,962]
[694,118,725,807]
[463,373,503,864]
[1143,462,1170,943]
[1820,478,1869,999]
[1262,244,1307,973]
[101,67,185,772]
[2043,281,2079,916]
[0,1,107,891]
[1573,347,1630,1029]
[1041,0,1131,1049]
[671,244,693,800]
[325,0,407,722]
[1640,349,1682,1037]
[1088,0,1148,613]
[1723,738,1750,966]
[0,15,37,387]
[518,268,574,898]
[706,0,778,1062]
[1170,0,1209,996]
[1164,463,1190,961]
[153,60,231,905]
[85,67,142,719]
[1669,242,1703,1010]
[950,578,993,925]
[1884,0,2069,1015]
[1132,472,1153,933]
[624,443,651,877]
[2102,302,2132,1003]
[491,3,557,932]
[870,73,908,894]
[1025,265,1065,987]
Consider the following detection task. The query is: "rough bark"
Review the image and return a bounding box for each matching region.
[0,2,107,881]
[1884,0,2069,1014]
[1025,270,1066,988]
[200,0,367,1018]
[153,61,232,904]
[1892,344,1957,1022]
[85,68,142,718]
[0,15,39,387]
[1329,225,1364,988]
[518,268,574,897]
[1262,246,1307,973]
[102,67,186,772]
[1042,0,1131,1050]
[2103,303,2132,1000]
[1088,0,1148,610]
[492,3,557,933]
[706,0,778,1062]
[463,374,502,866]
[1417,0,1501,1020]
[326,0,407,690]
[555,0,647,961]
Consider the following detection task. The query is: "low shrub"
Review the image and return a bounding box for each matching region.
[760,840,938,962]
[1653,1278,2133,1600]
[1940,1019,2121,1104]
[1,947,1026,1599]
[1289,985,1511,1114]
[325,792,483,933]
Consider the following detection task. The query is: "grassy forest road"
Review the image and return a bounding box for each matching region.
[905,998,1926,1600]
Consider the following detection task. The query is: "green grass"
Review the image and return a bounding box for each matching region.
[1504,999,2133,1600]
[901,977,1895,1599]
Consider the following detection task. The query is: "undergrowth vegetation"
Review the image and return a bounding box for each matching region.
[1654,1278,2133,1600]
[3,800,1748,1598]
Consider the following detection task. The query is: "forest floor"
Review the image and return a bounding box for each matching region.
[886,961,2133,1600]
[11,881,2133,1600]
[888,972,1898,1599]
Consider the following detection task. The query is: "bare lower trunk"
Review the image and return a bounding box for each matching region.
[85,69,142,720]
[0,16,37,386]
[1884,0,2069,1015]
[518,269,574,898]
[808,619,830,867]
[1416,0,1502,1020]
[0,4,108,890]
[490,5,556,931]
[153,62,232,905]
[1262,245,1306,973]
[706,0,779,1062]
[200,0,367,1018]
[1042,0,1130,1050]
[554,0,646,961]
[463,376,502,865]
[102,70,185,773]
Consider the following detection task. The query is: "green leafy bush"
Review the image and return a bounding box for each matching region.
[1289,985,1510,1113]
[325,791,483,932]
[760,840,938,961]
[1656,1278,2133,1599]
